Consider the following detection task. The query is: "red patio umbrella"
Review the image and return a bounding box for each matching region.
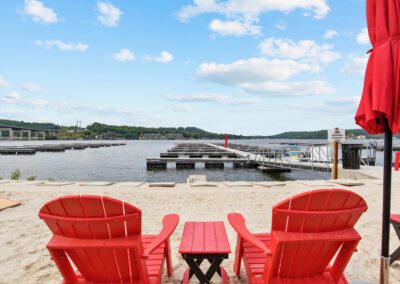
[355,0,400,283]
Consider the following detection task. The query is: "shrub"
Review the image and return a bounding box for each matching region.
[27,176,37,181]
[11,169,21,180]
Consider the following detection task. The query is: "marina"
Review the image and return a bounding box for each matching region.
[0,139,382,182]
[147,142,380,174]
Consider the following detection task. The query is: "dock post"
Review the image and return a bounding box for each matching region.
[332,141,338,179]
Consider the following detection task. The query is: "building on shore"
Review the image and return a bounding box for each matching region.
[142,133,184,140]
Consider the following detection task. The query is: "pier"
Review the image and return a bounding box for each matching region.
[211,143,331,172]
[0,142,126,155]
[147,143,256,170]
[146,142,352,173]
[146,143,287,172]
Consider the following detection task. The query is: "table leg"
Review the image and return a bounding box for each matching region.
[185,258,211,284]
[189,258,204,280]
[182,254,229,283]
[205,258,224,280]
[390,220,400,264]
[220,267,229,284]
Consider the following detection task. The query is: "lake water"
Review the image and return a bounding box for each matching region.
[0,139,394,182]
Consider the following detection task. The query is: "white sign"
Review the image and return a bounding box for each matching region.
[328,128,345,142]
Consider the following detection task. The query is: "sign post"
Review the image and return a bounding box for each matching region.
[328,128,345,179]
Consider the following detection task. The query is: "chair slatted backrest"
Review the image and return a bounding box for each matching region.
[269,189,367,279]
[39,195,145,282]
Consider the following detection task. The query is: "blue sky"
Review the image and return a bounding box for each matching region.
[0,0,370,135]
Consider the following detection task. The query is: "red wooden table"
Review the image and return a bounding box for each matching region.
[179,221,231,283]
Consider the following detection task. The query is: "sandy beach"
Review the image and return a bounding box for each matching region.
[1,177,400,284]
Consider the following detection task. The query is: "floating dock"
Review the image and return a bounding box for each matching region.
[146,142,342,173]
[0,142,126,155]
[147,143,289,172]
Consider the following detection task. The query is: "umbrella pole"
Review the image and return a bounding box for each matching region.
[380,121,393,284]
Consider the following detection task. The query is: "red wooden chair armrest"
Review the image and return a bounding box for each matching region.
[47,235,140,249]
[142,214,179,258]
[228,213,271,255]
[273,228,361,243]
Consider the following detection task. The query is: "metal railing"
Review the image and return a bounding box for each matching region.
[255,144,332,172]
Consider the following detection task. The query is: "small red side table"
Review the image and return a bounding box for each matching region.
[395,152,400,171]
[179,221,231,283]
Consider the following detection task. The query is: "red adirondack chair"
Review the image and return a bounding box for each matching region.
[38,195,179,284]
[228,189,368,284]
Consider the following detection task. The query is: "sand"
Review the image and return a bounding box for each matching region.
[1,178,400,283]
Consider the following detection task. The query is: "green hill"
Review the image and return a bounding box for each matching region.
[0,119,60,131]
[85,123,246,140]
[0,119,390,140]
[0,119,250,140]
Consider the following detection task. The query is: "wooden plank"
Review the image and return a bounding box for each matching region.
[179,222,195,254]
[204,222,218,253]
[192,222,205,253]
[214,222,231,254]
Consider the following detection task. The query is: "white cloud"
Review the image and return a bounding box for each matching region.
[165,93,261,105]
[196,37,339,97]
[198,58,316,84]
[275,21,286,30]
[341,54,368,75]
[1,91,49,107]
[357,28,370,45]
[197,56,335,96]
[323,29,338,39]
[112,49,135,62]
[259,38,341,67]
[155,51,174,63]
[177,0,330,22]
[238,80,335,96]
[29,98,49,107]
[209,19,261,36]
[295,96,360,113]
[0,93,138,117]
[35,40,88,52]
[0,75,9,88]
[4,92,21,103]
[23,82,43,93]
[144,51,174,64]
[170,105,194,112]
[97,1,122,27]
[22,0,58,24]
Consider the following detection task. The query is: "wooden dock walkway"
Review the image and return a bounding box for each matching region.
[0,142,126,155]
[209,143,331,173]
